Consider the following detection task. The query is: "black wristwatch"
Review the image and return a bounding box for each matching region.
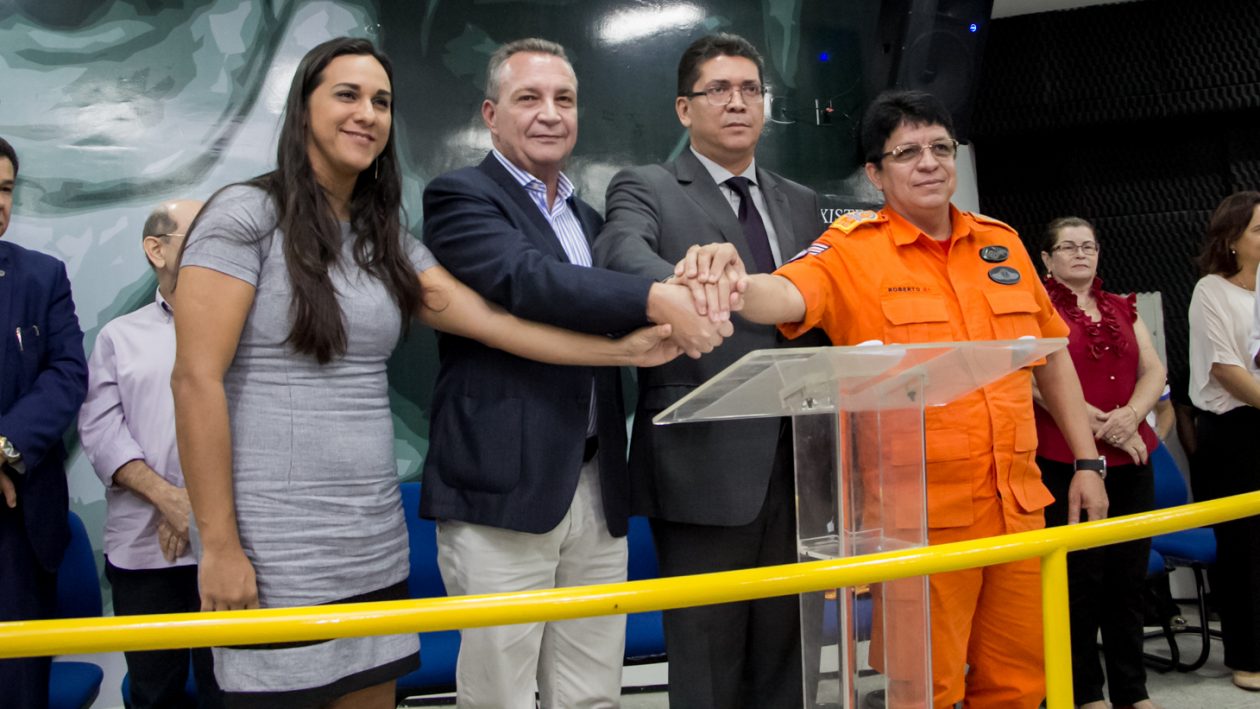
[1074,457,1107,481]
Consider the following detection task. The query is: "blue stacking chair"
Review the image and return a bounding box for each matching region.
[624,516,666,668]
[821,591,874,645]
[1142,547,1182,669]
[395,482,461,702]
[49,511,105,709]
[1146,443,1218,672]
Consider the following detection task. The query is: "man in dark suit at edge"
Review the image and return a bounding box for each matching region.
[0,136,89,709]
[593,33,830,709]
[420,38,730,709]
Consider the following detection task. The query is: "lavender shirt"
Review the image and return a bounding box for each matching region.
[78,288,192,570]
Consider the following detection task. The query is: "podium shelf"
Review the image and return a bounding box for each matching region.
[654,338,1066,424]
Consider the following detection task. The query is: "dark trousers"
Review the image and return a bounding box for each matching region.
[105,559,222,709]
[0,503,57,709]
[651,432,805,709]
[1042,457,1153,706]
[1194,407,1260,671]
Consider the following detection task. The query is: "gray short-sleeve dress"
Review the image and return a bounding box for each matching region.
[180,185,434,705]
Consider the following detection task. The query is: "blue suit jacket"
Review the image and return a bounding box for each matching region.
[0,240,87,573]
[419,154,654,536]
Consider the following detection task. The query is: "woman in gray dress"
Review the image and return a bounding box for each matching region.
[171,37,678,709]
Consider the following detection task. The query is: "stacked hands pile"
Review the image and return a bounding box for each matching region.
[648,242,749,360]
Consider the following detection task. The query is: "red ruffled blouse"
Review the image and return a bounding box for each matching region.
[1034,276,1159,466]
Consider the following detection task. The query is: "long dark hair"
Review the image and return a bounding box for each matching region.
[1198,191,1260,277]
[255,37,420,363]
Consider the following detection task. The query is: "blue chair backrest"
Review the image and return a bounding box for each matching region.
[400,482,447,599]
[626,516,659,582]
[394,482,463,694]
[1151,442,1189,510]
[55,511,102,619]
[623,516,666,663]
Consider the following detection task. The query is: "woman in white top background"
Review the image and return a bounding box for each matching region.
[1187,190,1260,693]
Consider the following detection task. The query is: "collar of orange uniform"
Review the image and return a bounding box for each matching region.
[885,204,970,247]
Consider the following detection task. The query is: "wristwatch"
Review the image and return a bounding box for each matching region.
[1074,457,1107,481]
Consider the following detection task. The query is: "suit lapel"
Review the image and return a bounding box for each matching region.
[673,150,758,269]
[478,154,569,262]
[756,167,803,259]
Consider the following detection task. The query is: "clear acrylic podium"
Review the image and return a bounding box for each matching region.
[654,338,1066,708]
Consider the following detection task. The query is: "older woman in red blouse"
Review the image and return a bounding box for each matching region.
[1035,217,1166,709]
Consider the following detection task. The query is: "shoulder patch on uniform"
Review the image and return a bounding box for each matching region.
[969,212,1015,232]
[830,209,884,235]
[788,238,832,263]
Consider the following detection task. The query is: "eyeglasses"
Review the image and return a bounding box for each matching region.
[680,82,766,107]
[1051,241,1099,255]
[880,139,959,164]
[146,232,186,240]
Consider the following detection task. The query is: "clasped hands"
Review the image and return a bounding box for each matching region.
[1089,403,1147,465]
[647,243,751,359]
[155,484,193,562]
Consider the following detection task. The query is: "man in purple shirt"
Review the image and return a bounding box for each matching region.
[78,198,221,709]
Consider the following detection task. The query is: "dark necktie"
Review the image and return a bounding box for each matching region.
[724,176,776,274]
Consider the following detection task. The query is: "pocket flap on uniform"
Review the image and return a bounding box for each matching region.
[889,427,970,467]
[926,428,971,462]
[880,296,949,325]
[1014,415,1039,452]
[983,289,1038,315]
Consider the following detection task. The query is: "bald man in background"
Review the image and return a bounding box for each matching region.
[79,200,222,708]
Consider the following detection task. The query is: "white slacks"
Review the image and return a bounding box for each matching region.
[436,459,628,709]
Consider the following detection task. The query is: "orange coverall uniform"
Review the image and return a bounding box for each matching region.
[776,205,1070,708]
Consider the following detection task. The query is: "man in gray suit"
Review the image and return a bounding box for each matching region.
[593,33,828,709]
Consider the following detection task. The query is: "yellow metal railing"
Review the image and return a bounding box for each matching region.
[5,491,1260,708]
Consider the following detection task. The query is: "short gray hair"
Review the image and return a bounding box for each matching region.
[484,38,574,101]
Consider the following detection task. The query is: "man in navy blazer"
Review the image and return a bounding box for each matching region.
[420,39,728,709]
[0,137,89,709]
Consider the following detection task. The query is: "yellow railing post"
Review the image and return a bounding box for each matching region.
[1041,546,1073,709]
